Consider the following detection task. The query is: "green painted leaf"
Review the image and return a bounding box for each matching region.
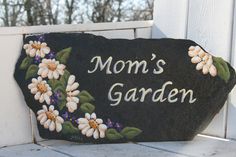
[121,127,142,140]
[80,103,95,114]
[20,56,33,70]
[56,47,72,64]
[59,70,70,87]
[78,90,95,104]
[55,81,65,90]
[54,84,65,94]
[62,121,79,135]
[106,129,123,140]
[213,57,230,83]
[58,100,67,110]
[48,79,57,89]
[79,96,89,104]
[48,79,64,90]
[25,64,38,80]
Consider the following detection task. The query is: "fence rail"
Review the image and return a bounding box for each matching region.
[0,21,153,35]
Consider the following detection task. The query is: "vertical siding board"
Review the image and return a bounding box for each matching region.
[152,0,189,38]
[227,88,236,140]
[0,35,33,147]
[31,110,44,142]
[226,0,236,140]
[187,0,234,137]
[136,28,152,39]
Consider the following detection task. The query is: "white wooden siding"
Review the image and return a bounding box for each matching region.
[136,28,152,39]
[152,0,189,38]
[226,0,236,140]
[0,35,33,146]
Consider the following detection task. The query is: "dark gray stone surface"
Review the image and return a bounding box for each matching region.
[14,33,236,143]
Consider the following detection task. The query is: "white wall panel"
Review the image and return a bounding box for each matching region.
[0,35,33,147]
[136,28,152,39]
[226,0,236,140]
[152,0,188,38]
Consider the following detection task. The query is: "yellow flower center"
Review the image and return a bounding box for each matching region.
[46,111,56,121]
[47,63,57,71]
[89,120,98,129]
[32,43,41,50]
[37,83,47,93]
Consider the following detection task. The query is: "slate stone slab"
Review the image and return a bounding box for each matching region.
[14,33,236,143]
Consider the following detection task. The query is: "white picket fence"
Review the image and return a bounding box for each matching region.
[0,0,236,147]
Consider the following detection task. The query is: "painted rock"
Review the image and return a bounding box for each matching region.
[14,33,236,143]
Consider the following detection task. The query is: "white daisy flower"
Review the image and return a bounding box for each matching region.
[37,105,64,132]
[28,76,52,104]
[38,59,66,80]
[188,46,217,77]
[66,75,80,113]
[23,41,50,58]
[77,113,107,139]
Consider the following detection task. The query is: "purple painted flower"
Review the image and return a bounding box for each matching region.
[62,111,69,120]
[50,91,62,105]
[62,111,77,124]
[106,118,114,128]
[37,34,45,42]
[70,116,76,122]
[33,55,41,64]
[75,119,79,124]
[50,97,57,105]
[54,91,62,100]
[106,118,123,132]
[46,51,56,59]
[114,122,123,132]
